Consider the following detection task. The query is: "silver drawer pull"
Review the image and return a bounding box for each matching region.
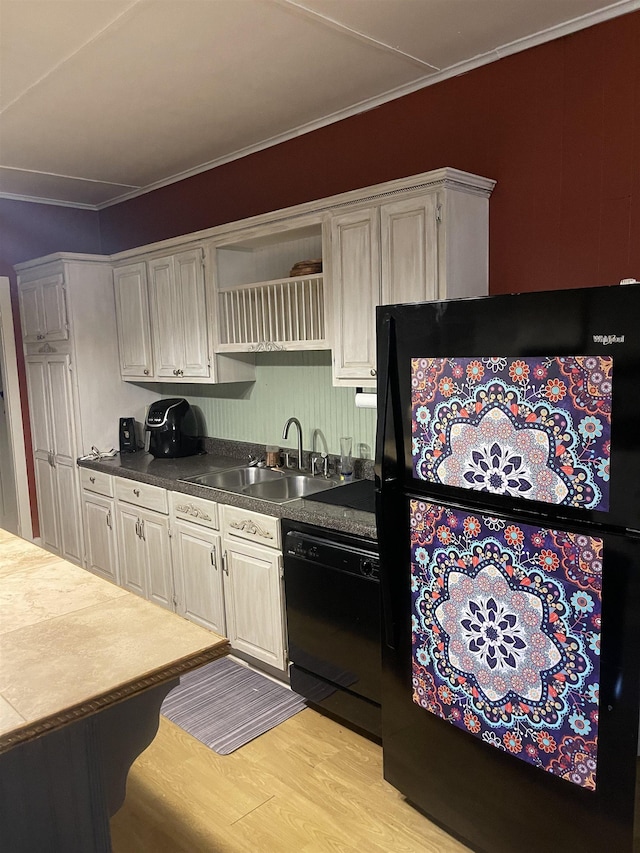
[90,476,95,483]
[133,488,140,497]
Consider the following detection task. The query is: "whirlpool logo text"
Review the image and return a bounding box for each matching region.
[592,334,625,345]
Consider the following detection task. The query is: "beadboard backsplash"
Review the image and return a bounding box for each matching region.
[163,351,377,458]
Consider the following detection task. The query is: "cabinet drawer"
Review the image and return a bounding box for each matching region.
[222,505,280,550]
[170,491,219,530]
[115,477,168,514]
[80,468,114,497]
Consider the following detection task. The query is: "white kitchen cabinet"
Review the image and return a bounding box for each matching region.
[170,491,225,634]
[16,256,157,561]
[172,520,225,634]
[326,168,495,387]
[113,262,153,379]
[25,354,82,564]
[221,505,286,672]
[18,273,68,343]
[81,462,118,586]
[148,249,210,379]
[116,501,173,610]
[115,477,173,609]
[82,491,118,584]
[327,206,380,386]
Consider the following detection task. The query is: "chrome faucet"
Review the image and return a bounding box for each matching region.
[282,417,304,470]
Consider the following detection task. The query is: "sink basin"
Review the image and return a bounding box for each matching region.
[184,467,284,491]
[243,474,340,503]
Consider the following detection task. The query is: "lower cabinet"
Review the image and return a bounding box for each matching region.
[81,472,288,673]
[81,469,118,584]
[221,505,287,672]
[114,477,174,610]
[169,491,225,636]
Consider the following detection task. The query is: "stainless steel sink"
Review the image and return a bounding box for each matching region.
[183,467,284,491]
[242,474,340,503]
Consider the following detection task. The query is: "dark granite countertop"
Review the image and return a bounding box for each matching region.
[79,451,377,540]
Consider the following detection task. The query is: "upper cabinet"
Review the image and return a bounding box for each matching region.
[148,248,210,379]
[113,247,255,385]
[326,168,496,387]
[327,207,380,384]
[213,220,327,353]
[34,167,493,390]
[113,262,153,379]
[19,273,68,343]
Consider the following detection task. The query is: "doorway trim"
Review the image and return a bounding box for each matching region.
[0,277,33,540]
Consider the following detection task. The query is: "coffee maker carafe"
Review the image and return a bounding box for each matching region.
[145,398,199,458]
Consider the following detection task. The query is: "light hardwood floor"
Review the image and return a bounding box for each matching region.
[111,708,471,853]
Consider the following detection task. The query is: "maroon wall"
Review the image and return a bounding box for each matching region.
[0,199,101,535]
[99,12,640,292]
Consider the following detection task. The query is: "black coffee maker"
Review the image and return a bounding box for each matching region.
[145,398,199,458]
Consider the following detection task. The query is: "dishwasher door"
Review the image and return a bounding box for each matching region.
[283,522,381,737]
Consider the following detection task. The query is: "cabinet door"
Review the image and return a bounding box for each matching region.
[83,493,118,583]
[33,455,60,554]
[224,540,286,670]
[175,249,210,378]
[380,194,439,305]
[329,207,380,386]
[47,355,82,564]
[40,275,68,340]
[114,263,153,379]
[148,256,183,378]
[19,282,43,342]
[117,503,146,597]
[141,509,173,611]
[172,520,225,634]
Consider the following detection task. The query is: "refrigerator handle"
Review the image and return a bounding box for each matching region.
[375,309,404,651]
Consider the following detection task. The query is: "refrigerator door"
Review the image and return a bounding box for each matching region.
[376,283,640,533]
[380,495,640,853]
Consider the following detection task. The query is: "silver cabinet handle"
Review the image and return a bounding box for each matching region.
[135,519,140,537]
[139,519,145,541]
[106,509,112,529]
[210,545,217,569]
[222,550,229,575]
[173,369,178,376]
[133,488,140,497]
[177,369,184,376]
[90,476,95,483]
[370,368,377,377]
[143,369,150,376]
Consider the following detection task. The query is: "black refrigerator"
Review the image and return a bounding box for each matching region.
[375,283,640,853]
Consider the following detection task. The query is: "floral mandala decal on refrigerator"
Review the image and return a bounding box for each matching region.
[410,500,602,790]
[411,357,612,511]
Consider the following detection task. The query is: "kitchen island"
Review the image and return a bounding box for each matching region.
[0,529,229,852]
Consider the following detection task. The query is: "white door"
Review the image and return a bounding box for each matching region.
[47,355,82,565]
[141,509,174,611]
[380,194,439,305]
[175,249,210,378]
[113,263,153,378]
[25,357,60,552]
[329,207,380,386]
[18,281,43,342]
[148,256,183,378]
[172,519,225,633]
[224,541,286,670]
[83,493,118,583]
[40,276,68,341]
[117,503,146,597]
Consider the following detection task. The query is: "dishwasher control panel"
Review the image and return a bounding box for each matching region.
[285,530,380,580]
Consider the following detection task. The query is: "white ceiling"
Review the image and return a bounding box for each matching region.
[0,0,637,209]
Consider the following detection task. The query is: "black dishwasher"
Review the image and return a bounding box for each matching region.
[282,517,381,740]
